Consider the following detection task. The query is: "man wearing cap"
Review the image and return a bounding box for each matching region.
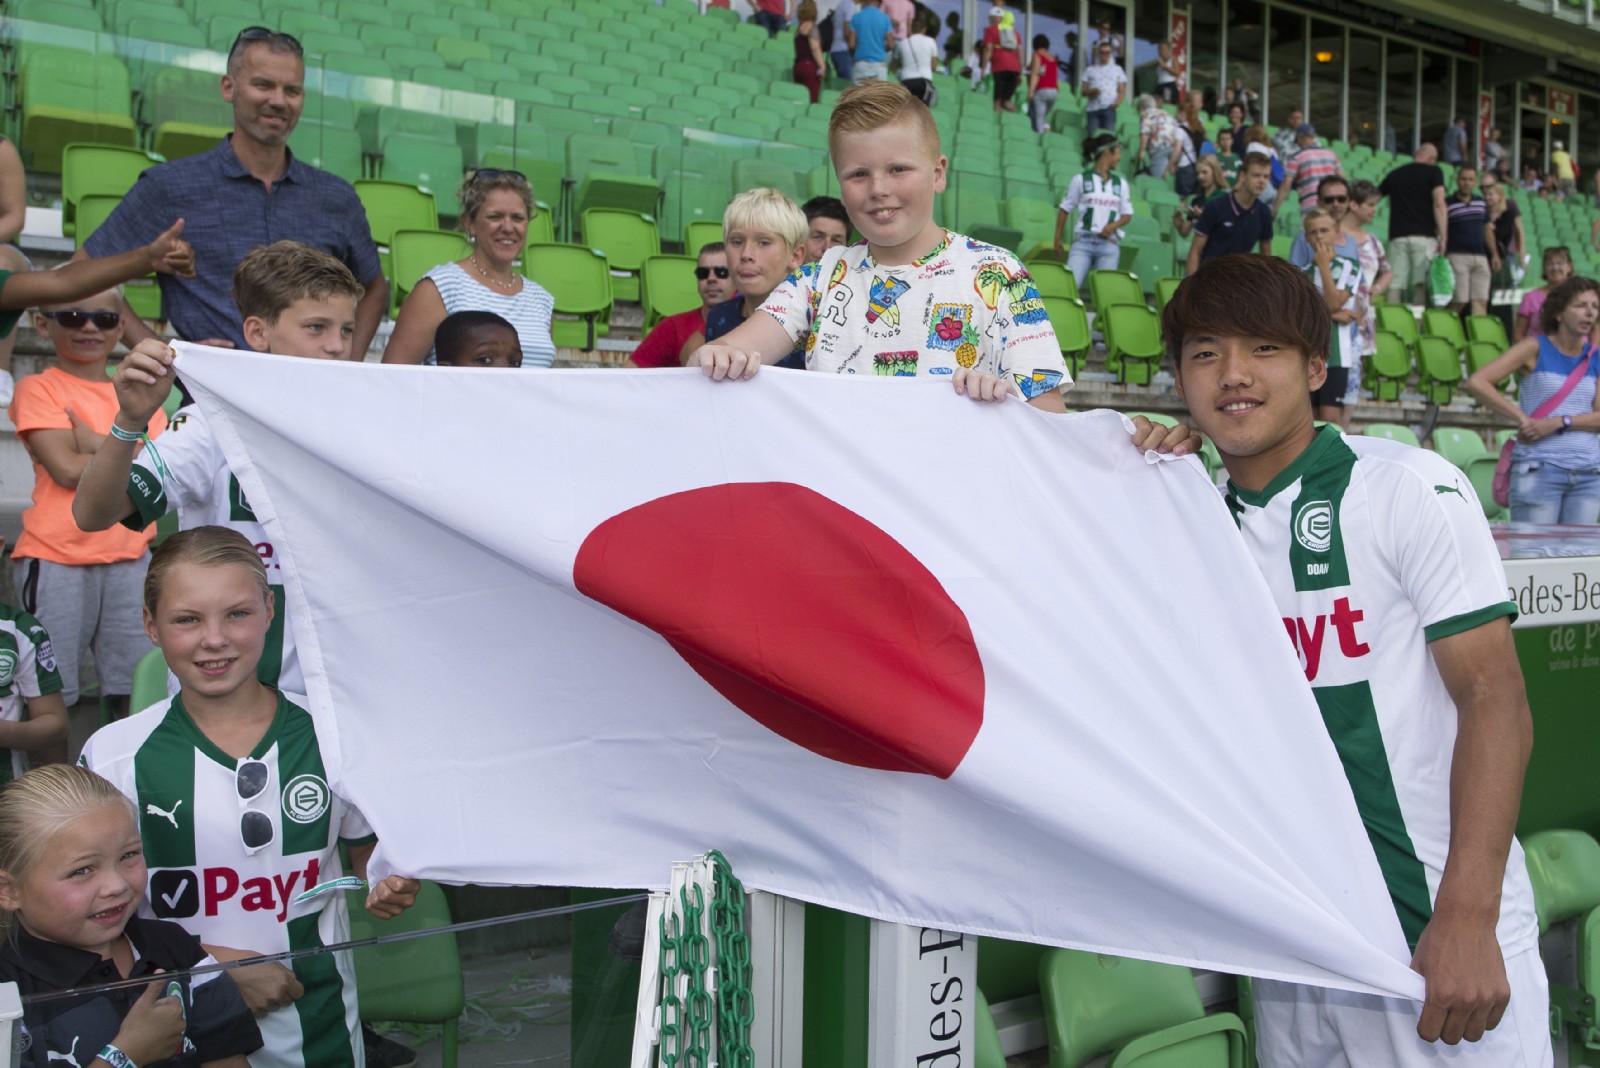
[981,3,1023,113]
[1273,122,1342,218]
[1080,36,1125,134]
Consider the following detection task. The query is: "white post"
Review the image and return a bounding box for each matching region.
[747,892,805,1068]
[867,922,978,1068]
[0,982,21,1068]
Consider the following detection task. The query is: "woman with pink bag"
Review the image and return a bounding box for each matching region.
[1466,275,1600,523]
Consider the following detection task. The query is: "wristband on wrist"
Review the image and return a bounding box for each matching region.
[97,1043,138,1068]
[107,422,146,444]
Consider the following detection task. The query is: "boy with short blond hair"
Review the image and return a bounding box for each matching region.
[680,189,810,368]
[691,81,1067,409]
[73,241,365,697]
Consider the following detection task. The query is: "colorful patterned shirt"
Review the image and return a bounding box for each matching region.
[759,233,1070,399]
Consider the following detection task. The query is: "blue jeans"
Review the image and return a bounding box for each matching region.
[1510,459,1600,524]
[830,49,853,81]
[1145,142,1173,179]
[1085,107,1115,134]
[750,9,786,36]
[1068,232,1121,290]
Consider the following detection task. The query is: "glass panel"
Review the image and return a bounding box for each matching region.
[1346,31,1381,152]
[1385,42,1418,155]
[1190,0,1223,115]
[1581,94,1600,196]
[1132,0,1169,102]
[1226,0,1265,126]
[1265,5,1305,131]
[1307,19,1343,142]
[1087,2,1130,68]
[1456,59,1480,166]
[1419,51,1452,160]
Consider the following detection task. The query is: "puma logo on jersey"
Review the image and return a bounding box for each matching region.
[47,1037,80,1068]
[1433,483,1467,500]
[1283,596,1371,681]
[146,799,182,828]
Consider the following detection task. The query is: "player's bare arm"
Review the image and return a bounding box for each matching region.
[1411,617,1531,1045]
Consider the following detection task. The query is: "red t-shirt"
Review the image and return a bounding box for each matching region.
[630,307,708,368]
[1034,51,1058,90]
[983,25,1022,73]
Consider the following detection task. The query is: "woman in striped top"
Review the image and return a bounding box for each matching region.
[382,170,557,368]
[1466,275,1600,524]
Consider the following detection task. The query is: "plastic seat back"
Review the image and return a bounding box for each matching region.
[356,180,439,246]
[1414,335,1464,402]
[1039,949,1243,1068]
[1431,427,1487,468]
[389,228,470,313]
[344,881,463,1067]
[730,158,802,201]
[1466,314,1509,348]
[1421,307,1467,349]
[1523,830,1600,933]
[684,220,724,258]
[1089,269,1146,317]
[579,209,659,302]
[1463,455,1505,520]
[523,243,613,350]
[61,143,159,236]
[129,648,171,714]
[1362,422,1420,447]
[640,255,699,329]
[1102,303,1163,385]
[1028,261,1078,301]
[288,121,363,184]
[1041,296,1089,375]
[1375,303,1419,348]
[1154,277,1182,311]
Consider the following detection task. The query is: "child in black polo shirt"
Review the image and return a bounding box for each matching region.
[0,765,260,1068]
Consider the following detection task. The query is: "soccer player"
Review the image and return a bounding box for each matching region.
[1135,253,1549,1066]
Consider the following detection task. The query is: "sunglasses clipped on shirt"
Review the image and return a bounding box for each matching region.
[41,310,122,330]
[695,266,731,280]
[237,758,275,854]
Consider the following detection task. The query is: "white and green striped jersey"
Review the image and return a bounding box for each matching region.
[123,403,298,693]
[1303,253,1364,369]
[81,691,375,1068]
[1224,429,1536,957]
[0,603,61,783]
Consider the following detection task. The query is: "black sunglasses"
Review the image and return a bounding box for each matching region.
[695,266,731,280]
[472,168,527,183]
[41,310,121,330]
[236,759,275,853]
[230,26,303,56]
[1320,194,1349,204]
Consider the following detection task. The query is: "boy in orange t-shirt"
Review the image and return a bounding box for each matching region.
[9,286,168,718]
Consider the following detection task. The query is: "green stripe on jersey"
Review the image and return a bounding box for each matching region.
[260,583,286,688]
[1313,681,1433,949]
[134,708,199,867]
[1423,601,1517,643]
[288,912,357,1067]
[276,703,334,857]
[1289,433,1357,591]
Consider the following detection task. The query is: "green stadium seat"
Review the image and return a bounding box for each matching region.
[684,219,723,258]
[575,96,635,121]
[61,143,160,238]
[1124,242,1174,294]
[1421,307,1467,351]
[598,17,649,41]
[1431,427,1488,468]
[695,84,746,111]
[407,12,458,37]
[568,133,660,218]
[1154,276,1182,311]
[1002,199,1057,259]
[448,6,505,33]
[21,47,139,172]
[1041,296,1089,377]
[571,29,613,53]
[1414,335,1464,404]
[604,51,658,80]
[1101,302,1164,385]
[1367,330,1411,402]
[109,0,191,34]
[434,35,493,67]
[380,136,464,215]
[1027,262,1078,300]
[336,0,390,23]
[579,209,659,302]
[358,106,455,157]
[1375,303,1419,351]
[536,72,595,98]
[344,882,463,1068]
[74,194,163,320]
[287,121,363,183]
[1039,949,1247,1068]
[1465,314,1509,348]
[640,254,699,329]
[1463,456,1505,520]
[145,66,232,161]
[660,171,727,246]
[9,0,106,31]
[1088,268,1146,316]
[300,93,358,130]
[523,243,612,350]
[1363,422,1421,446]
[389,228,471,315]
[669,95,722,124]
[384,45,447,72]
[730,158,801,200]
[356,179,439,248]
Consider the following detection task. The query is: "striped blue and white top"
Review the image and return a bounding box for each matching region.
[1515,335,1600,467]
[425,260,558,367]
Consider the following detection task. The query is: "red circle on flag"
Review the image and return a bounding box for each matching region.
[573,482,985,779]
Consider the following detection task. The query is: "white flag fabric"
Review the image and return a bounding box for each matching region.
[177,346,1425,1000]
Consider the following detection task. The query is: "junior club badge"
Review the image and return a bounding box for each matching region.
[282,773,330,824]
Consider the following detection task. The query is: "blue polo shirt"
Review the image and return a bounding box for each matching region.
[703,295,805,369]
[851,6,893,62]
[1193,193,1273,262]
[83,135,382,348]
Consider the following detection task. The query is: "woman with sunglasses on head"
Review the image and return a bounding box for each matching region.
[81,527,419,1068]
[382,170,557,367]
